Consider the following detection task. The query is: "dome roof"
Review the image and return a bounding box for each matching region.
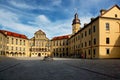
[72,13,80,25]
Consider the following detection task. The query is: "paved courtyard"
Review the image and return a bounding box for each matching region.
[0,57,120,80]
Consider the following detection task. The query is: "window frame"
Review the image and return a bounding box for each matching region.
[106,37,110,44]
[106,48,110,55]
[106,23,110,31]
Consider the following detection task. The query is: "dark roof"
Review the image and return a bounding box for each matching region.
[72,13,81,25]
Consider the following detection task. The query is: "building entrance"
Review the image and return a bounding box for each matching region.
[38,53,41,57]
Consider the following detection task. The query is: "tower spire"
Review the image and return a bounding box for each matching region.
[72,13,80,25]
[75,13,78,19]
[72,12,81,34]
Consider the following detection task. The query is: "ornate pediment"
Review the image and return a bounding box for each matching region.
[35,30,46,35]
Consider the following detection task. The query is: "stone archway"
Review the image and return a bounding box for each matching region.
[38,53,41,57]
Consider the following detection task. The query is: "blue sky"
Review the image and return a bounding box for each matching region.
[0,0,120,39]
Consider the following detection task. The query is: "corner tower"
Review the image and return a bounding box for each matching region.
[72,13,81,34]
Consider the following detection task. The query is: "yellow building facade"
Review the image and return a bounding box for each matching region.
[0,5,120,59]
[0,30,29,57]
[0,31,7,56]
[51,35,70,57]
[29,30,50,57]
[68,5,120,59]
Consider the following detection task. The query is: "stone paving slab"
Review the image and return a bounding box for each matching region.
[62,59,120,79]
[0,57,120,80]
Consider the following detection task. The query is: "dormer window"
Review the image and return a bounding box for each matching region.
[115,14,117,18]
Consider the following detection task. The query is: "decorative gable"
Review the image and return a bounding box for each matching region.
[100,5,120,18]
[35,30,45,35]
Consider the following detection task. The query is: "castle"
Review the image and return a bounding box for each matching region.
[0,5,120,59]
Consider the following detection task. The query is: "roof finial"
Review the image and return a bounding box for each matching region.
[75,8,78,13]
[74,8,78,19]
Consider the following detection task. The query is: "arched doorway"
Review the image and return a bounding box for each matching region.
[38,53,41,57]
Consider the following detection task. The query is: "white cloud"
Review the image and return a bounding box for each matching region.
[9,0,35,9]
[29,14,92,39]
[28,14,72,39]
[36,15,51,24]
[0,7,94,39]
[0,9,39,38]
[80,16,92,28]
[8,0,61,11]
[52,0,62,6]
[0,9,71,39]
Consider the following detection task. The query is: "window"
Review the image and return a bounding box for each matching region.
[42,42,44,47]
[106,38,110,44]
[23,48,25,51]
[94,38,96,45]
[23,40,25,45]
[82,43,83,48]
[16,47,17,50]
[12,38,14,44]
[106,23,110,30]
[7,46,9,50]
[89,40,91,46]
[0,37,2,41]
[88,50,90,55]
[56,41,58,46]
[81,33,83,38]
[20,40,22,45]
[20,47,21,51]
[76,37,77,41]
[7,38,9,43]
[93,49,96,57]
[11,46,13,50]
[78,35,80,40]
[63,48,64,51]
[59,48,61,52]
[85,42,87,47]
[16,39,18,45]
[89,29,91,35]
[106,48,110,54]
[115,14,117,18]
[93,26,96,32]
[66,41,68,45]
[85,31,87,36]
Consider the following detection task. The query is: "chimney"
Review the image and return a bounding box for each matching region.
[84,23,88,26]
[100,9,106,15]
[91,17,95,21]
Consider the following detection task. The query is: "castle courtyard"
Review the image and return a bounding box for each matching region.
[0,57,120,80]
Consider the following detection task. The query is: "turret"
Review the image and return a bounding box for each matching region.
[72,13,81,34]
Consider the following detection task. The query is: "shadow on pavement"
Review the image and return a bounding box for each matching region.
[0,56,120,80]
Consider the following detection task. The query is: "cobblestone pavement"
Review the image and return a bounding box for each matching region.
[0,57,120,80]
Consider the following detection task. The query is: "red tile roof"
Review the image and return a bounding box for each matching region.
[0,30,28,39]
[52,35,70,40]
